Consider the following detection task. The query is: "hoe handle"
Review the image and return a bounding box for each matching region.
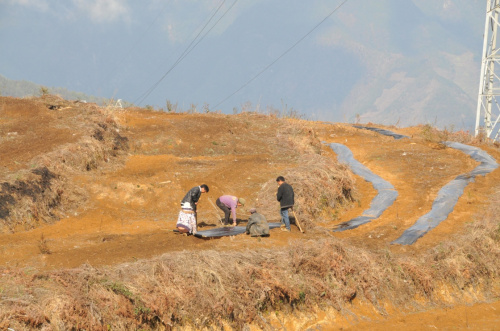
[291,208,304,233]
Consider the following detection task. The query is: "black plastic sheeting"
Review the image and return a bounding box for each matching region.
[328,143,398,231]
[194,222,282,238]
[392,142,499,245]
[353,125,409,140]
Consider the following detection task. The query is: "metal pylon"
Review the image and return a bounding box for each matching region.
[476,0,500,140]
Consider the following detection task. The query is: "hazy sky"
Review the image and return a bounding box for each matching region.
[0,0,487,125]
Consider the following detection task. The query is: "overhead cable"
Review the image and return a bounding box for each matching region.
[116,3,223,99]
[212,0,350,110]
[135,0,238,105]
[134,0,227,105]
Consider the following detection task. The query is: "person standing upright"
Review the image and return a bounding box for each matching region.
[276,176,294,232]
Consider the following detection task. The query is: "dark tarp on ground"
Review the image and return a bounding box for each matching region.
[332,127,498,245]
[328,143,398,231]
[392,141,498,245]
[353,125,409,140]
[194,222,282,238]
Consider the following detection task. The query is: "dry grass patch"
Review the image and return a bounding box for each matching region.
[1,199,499,330]
[418,123,500,147]
[256,153,357,230]
[37,233,51,255]
[255,120,357,230]
[0,96,129,232]
[0,239,384,329]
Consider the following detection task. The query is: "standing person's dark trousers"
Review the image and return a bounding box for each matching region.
[216,198,231,225]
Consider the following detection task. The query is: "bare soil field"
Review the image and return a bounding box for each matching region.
[0,96,499,330]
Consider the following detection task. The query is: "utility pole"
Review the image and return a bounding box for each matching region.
[476,0,500,140]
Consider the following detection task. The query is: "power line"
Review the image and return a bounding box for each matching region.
[134,0,226,105]
[103,3,170,86]
[184,0,239,62]
[135,0,238,106]
[115,3,223,100]
[212,0,351,110]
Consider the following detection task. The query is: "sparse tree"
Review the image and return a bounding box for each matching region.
[241,101,252,112]
[188,103,197,113]
[203,102,210,113]
[166,100,178,113]
[39,86,49,96]
[355,113,361,124]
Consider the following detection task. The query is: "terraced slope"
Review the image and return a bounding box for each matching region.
[1,96,499,329]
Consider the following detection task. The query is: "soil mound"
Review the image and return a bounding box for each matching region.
[0,96,128,232]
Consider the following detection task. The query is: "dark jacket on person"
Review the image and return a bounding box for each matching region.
[277,182,294,208]
[246,212,270,237]
[181,186,201,210]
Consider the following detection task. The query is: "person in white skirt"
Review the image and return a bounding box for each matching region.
[176,202,197,235]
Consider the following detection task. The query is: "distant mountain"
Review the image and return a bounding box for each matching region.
[0,74,110,105]
[0,0,487,130]
[321,0,484,130]
[194,0,484,130]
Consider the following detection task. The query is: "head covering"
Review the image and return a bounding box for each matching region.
[249,208,257,214]
[238,197,246,206]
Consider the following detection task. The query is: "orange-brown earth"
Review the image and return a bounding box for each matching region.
[1,96,499,329]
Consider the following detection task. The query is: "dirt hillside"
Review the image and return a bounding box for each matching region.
[0,96,499,330]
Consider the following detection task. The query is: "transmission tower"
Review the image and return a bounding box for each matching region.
[476,0,500,140]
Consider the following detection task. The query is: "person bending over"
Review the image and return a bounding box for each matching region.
[177,184,209,234]
[181,184,209,212]
[216,195,245,226]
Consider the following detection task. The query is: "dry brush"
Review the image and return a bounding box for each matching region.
[1,202,499,330]
[0,96,129,232]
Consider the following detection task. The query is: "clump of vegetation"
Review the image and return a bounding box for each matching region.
[38,233,51,255]
[0,167,63,231]
[165,99,178,113]
[255,153,356,230]
[255,119,357,229]
[39,86,49,96]
[419,123,499,147]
